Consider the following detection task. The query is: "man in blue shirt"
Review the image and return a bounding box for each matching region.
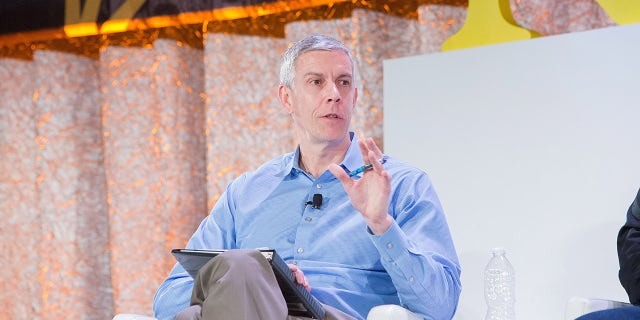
[153,34,461,320]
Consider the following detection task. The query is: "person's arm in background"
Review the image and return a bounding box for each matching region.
[617,187,640,305]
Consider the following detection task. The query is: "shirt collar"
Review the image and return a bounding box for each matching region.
[278,132,364,177]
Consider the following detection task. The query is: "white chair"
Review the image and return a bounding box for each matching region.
[367,304,422,320]
[112,304,421,320]
[564,296,632,319]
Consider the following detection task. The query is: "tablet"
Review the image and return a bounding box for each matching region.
[171,248,326,319]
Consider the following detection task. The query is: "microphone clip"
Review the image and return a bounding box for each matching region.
[305,193,323,209]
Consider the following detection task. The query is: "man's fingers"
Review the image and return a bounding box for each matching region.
[358,139,370,164]
[288,264,311,291]
[369,150,383,172]
[328,163,352,185]
[365,138,384,162]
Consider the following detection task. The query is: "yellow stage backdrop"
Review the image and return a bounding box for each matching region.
[0,0,629,319]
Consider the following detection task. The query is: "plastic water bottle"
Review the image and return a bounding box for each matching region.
[484,247,516,320]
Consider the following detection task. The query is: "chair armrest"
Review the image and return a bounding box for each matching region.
[112,314,157,320]
[367,304,422,320]
[565,296,632,320]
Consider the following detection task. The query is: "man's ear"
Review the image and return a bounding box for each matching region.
[278,85,293,114]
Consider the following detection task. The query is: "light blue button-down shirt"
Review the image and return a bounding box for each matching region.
[153,134,461,320]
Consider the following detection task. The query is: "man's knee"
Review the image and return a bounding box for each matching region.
[196,249,270,284]
[173,305,201,320]
[211,249,268,272]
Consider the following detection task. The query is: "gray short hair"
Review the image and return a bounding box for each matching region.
[279,34,355,88]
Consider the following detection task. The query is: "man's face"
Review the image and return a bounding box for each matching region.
[280,50,358,145]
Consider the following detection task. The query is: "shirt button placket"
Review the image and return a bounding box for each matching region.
[296,183,322,260]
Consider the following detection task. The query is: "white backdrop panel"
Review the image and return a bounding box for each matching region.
[383,23,640,320]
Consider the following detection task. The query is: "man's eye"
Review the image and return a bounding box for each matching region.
[338,80,350,86]
[311,79,321,85]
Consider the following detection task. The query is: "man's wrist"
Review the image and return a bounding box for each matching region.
[367,214,393,235]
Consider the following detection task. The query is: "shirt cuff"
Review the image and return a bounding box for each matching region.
[369,221,411,262]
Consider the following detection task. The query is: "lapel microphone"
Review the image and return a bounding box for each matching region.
[305,193,323,209]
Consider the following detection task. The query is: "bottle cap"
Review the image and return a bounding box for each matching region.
[491,247,506,255]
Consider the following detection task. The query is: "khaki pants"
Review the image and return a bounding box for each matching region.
[174,249,355,320]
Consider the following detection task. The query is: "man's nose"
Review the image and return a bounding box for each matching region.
[326,83,341,103]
